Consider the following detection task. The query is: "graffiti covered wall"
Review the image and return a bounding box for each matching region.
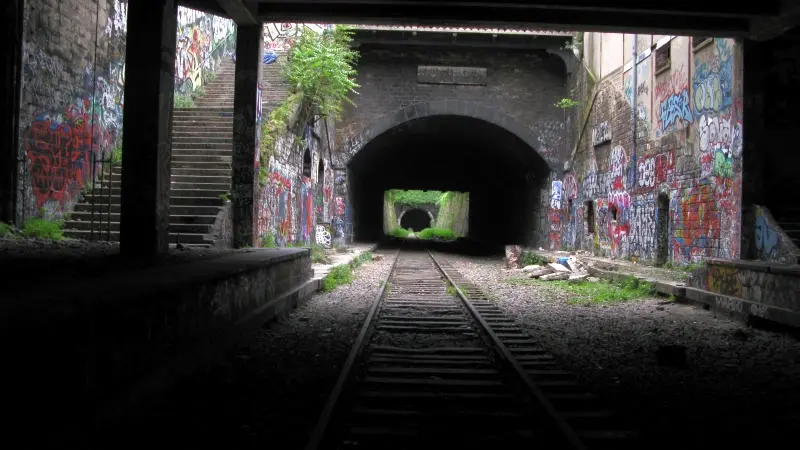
[256,118,346,248]
[17,0,235,222]
[558,36,743,265]
[174,8,236,95]
[18,0,128,222]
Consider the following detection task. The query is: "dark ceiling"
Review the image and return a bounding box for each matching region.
[185,0,800,40]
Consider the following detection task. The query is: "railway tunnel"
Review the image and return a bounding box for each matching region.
[347,115,551,245]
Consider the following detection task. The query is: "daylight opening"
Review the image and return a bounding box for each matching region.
[383,189,470,240]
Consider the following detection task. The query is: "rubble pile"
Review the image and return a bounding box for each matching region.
[505,247,600,283]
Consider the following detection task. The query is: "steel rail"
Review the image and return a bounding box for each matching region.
[427,249,588,450]
[304,246,402,450]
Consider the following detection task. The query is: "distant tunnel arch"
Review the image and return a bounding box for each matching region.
[399,208,434,232]
[347,111,552,246]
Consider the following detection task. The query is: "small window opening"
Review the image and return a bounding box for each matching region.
[567,199,573,215]
[317,159,325,184]
[302,148,312,178]
[610,204,618,221]
[655,41,671,74]
[585,201,595,234]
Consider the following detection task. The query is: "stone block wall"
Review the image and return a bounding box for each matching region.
[16,0,235,223]
[17,0,127,223]
[255,116,343,248]
[556,36,743,265]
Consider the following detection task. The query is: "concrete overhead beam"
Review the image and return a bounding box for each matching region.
[217,0,260,25]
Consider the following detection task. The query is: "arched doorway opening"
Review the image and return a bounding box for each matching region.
[399,208,433,232]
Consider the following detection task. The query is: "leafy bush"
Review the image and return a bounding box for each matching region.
[311,244,331,264]
[387,189,444,206]
[322,264,354,292]
[0,222,13,238]
[522,251,549,266]
[388,227,409,238]
[21,219,64,240]
[261,233,277,248]
[260,25,360,187]
[416,228,455,241]
[174,94,195,108]
[352,251,373,267]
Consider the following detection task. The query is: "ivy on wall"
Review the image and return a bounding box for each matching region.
[388,189,444,206]
[259,25,360,186]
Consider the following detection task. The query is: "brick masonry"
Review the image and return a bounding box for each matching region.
[560,36,744,265]
[334,44,571,170]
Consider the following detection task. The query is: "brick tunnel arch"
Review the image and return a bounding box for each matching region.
[346,102,554,246]
[398,208,435,232]
[340,100,559,170]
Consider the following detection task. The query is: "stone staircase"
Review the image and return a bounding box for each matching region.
[63,56,292,246]
[774,206,800,250]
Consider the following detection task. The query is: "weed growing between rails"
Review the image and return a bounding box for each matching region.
[507,275,656,305]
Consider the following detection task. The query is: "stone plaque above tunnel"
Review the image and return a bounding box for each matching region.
[417,65,488,86]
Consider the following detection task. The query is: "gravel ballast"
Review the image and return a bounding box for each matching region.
[442,253,800,449]
[100,248,395,449]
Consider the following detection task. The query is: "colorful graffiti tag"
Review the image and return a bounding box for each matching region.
[263,23,330,53]
[175,8,236,94]
[23,100,114,209]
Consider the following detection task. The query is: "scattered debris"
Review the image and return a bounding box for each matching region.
[540,272,570,281]
[522,264,542,272]
[372,254,384,261]
[528,266,555,278]
[568,273,589,282]
[548,262,571,273]
[587,277,601,282]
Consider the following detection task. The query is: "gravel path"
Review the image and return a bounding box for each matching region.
[103,248,395,450]
[442,253,800,449]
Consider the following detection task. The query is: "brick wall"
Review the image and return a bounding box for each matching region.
[335,44,570,169]
[560,36,744,265]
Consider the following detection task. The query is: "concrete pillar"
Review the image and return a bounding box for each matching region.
[0,0,23,224]
[232,24,264,248]
[741,38,767,258]
[119,0,177,259]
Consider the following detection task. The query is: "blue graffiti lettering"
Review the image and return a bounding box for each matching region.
[659,90,694,131]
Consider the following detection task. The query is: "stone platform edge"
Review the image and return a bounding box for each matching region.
[534,252,800,331]
[309,243,381,290]
[2,248,317,443]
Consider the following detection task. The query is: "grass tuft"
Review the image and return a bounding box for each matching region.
[507,274,655,305]
[21,219,64,240]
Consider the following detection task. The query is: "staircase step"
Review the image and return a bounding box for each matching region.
[73,203,222,215]
[171,175,231,184]
[171,187,229,197]
[63,229,213,244]
[171,196,226,206]
[173,125,232,133]
[172,149,232,158]
[172,136,233,144]
[173,141,234,150]
[67,212,218,225]
[171,160,232,169]
[172,130,233,138]
[172,154,232,163]
[173,168,232,177]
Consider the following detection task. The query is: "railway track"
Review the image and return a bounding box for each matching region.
[306,246,636,450]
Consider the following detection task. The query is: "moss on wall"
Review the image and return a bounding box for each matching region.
[435,191,469,237]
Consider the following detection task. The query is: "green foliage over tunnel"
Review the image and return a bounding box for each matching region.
[382,189,469,239]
